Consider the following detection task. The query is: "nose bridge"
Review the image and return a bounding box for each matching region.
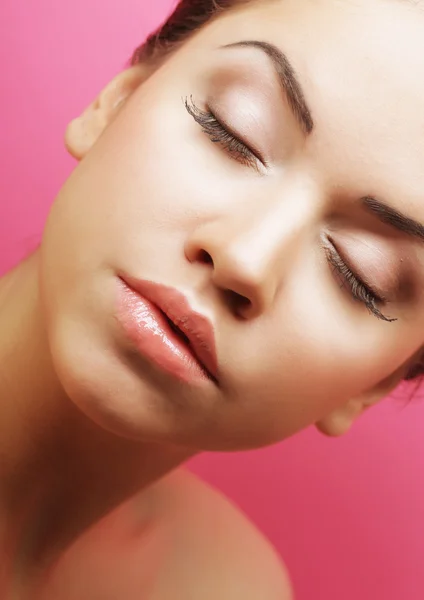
[225,178,318,280]
[186,175,322,317]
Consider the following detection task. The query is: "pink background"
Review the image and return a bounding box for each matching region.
[1,1,424,598]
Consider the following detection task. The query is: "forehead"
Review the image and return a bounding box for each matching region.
[192,0,424,207]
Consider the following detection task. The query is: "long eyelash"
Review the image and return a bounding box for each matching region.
[325,245,397,323]
[185,95,395,323]
[183,95,261,170]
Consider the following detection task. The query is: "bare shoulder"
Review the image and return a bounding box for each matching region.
[150,468,294,600]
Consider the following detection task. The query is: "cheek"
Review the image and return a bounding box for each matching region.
[227,298,405,438]
[45,92,262,294]
[49,99,218,253]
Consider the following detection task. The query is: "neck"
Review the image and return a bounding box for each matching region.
[0,250,193,592]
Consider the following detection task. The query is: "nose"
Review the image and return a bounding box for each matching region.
[185,195,315,319]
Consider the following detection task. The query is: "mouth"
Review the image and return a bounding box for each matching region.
[116,275,218,385]
[165,316,191,346]
[162,313,216,378]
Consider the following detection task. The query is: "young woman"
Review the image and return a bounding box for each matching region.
[2,0,424,597]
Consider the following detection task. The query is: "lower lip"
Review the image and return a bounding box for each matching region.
[116,279,212,384]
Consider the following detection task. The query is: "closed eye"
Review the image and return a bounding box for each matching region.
[184,95,266,171]
[186,95,396,323]
[323,238,397,323]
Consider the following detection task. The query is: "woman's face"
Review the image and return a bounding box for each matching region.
[40,0,424,450]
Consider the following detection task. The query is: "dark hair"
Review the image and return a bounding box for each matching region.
[129,0,424,386]
[130,0,250,65]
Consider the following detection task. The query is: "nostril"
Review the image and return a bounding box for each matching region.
[222,289,252,318]
[198,250,214,266]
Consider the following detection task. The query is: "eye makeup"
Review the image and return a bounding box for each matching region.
[184,95,265,170]
[322,236,397,322]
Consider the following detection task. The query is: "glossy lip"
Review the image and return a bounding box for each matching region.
[116,275,219,384]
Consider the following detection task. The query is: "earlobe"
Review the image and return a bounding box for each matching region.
[316,362,407,437]
[64,64,152,160]
[316,399,364,437]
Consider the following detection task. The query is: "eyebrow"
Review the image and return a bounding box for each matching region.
[221,41,424,243]
[362,196,424,242]
[221,40,314,135]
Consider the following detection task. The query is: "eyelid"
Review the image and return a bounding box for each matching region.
[328,236,388,302]
[322,235,397,322]
[184,95,265,172]
[209,104,269,167]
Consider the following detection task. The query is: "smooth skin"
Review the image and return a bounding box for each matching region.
[2,0,424,597]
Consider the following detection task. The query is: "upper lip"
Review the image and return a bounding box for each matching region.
[120,275,218,381]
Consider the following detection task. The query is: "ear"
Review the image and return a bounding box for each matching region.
[64,64,152,160]
[316,363,406,437]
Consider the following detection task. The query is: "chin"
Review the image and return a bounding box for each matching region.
[45,316,173,441]
[41,291,283,452]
